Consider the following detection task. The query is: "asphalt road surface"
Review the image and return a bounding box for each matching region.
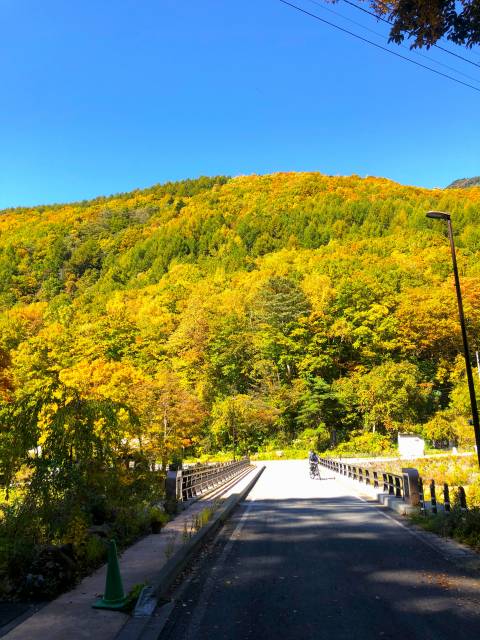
[159,461,480,640]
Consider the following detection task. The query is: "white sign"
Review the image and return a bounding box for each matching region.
[398,433,424,459]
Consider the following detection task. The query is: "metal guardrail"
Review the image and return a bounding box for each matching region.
[318,458,407,500]
[319,458,471,514]
[165,458,251,503]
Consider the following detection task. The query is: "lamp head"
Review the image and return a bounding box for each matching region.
[426,211,451,221]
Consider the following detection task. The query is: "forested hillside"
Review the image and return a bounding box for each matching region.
[3,171,480,595]
[2,172,480,467]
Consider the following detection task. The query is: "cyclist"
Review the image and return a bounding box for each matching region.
[308,450,320,479]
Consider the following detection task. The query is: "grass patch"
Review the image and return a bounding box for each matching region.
[410,508,480,551]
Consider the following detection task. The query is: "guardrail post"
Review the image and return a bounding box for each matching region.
[443,483,451,512]
[430,480,437,514]
[401,468,420,506]
[387,474,393,495]
[394,476,402,497]
[165,469,183,514]
[418,477,426,515]
[458,485,468,511]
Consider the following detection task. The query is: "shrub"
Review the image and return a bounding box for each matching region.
[112,504,151,545]
[83,535,107,570]
[293,425,330,452]
[332,431,394,456]
[149,506,170,533]
[466,481,480,508]
[0,452,164,599]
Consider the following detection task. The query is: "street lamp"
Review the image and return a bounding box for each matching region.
[426,211,480,467]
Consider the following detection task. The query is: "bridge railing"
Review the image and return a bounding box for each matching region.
[319,458,471,513]
[165,458,251,504]
[319,458,408,501]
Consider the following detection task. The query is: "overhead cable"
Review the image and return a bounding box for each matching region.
[278,0,480,93]
[341,0,480,70]
[305,0,480,84]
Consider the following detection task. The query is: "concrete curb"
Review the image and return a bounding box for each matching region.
[115,465,265,640]
[375,491,418,516]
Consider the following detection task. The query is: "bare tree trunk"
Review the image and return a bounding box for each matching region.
[162,408,169,470]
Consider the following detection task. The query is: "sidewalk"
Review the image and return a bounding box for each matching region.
[3,467,258,640]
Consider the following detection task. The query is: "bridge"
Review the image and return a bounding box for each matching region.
[159,460,480,640]
[3,460,480,640]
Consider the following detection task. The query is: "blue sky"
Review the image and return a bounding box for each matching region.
[1,0,479,209]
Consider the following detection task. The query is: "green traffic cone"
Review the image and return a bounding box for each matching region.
[93,539,129,610]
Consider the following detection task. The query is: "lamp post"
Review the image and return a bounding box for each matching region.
[426,211,480,467]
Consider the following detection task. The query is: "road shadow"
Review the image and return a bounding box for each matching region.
[160,493,480,640]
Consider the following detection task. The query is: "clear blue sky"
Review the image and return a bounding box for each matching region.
[1,0,479,209]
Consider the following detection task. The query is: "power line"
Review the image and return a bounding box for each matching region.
[341,0,480,70]
[278,0,480,93]
[305,0,480,84]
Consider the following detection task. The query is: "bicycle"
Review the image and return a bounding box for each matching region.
[309,462,321,479]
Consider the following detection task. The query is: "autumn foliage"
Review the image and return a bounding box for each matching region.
[1,172,480,593]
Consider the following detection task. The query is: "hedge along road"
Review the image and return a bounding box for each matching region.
[157,460,480,640]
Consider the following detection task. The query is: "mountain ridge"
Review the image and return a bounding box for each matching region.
[446,176,480,189]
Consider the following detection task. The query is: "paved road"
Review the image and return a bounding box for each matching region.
[158,461,480,640]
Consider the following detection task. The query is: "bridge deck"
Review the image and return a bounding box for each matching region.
[160,460,480,640]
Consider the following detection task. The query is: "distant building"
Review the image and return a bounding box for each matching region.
[398,433,424,458]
